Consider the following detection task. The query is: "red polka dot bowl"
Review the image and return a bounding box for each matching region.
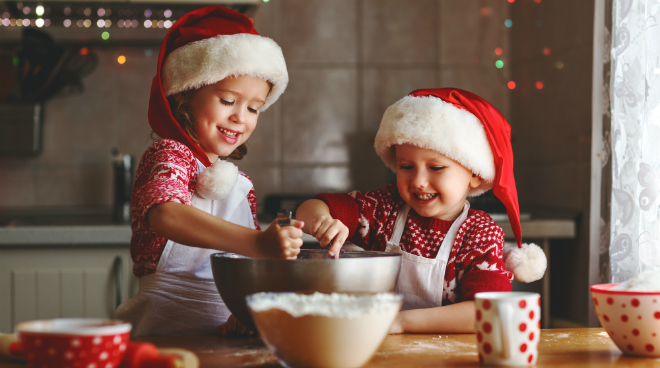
[14,318,131,368]
[591,284,660,357]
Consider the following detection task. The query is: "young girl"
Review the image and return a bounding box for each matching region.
[296,88,547,333]
[114,5,302,336]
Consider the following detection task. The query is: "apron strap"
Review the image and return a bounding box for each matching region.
[389,204,410,246]
[435,200,470,260]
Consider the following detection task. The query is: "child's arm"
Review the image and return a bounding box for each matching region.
[295,199,348,257]
[389,301,476,334]
[149,202,304,259]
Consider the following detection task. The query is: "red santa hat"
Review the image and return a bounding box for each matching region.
[374,88,546,283]
[147,5,288,199]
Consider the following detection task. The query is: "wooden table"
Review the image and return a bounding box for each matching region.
[3,328,654,367]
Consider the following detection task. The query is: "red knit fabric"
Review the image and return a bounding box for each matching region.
[130,139,259,277]
[315,184,512,305]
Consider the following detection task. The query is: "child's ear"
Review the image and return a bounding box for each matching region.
[469,173,483,189]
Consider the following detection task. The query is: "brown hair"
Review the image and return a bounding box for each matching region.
[167,91,248,160]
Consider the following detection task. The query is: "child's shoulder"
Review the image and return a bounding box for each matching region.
[462,208,504,233]
[143,139,195,161]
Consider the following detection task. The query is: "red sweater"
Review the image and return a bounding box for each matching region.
[130,139,259,277]
[315,184,512,304]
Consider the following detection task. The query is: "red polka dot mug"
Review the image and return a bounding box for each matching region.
[591,283,660,357]
[14,318,131,368]
[475,292,541,366]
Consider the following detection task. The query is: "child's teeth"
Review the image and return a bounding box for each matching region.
[417,193,435,200]
[219,128,237,138]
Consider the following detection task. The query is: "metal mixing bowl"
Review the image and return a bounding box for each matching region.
[210,249,402,330]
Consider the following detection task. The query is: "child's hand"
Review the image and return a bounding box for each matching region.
[388,313,404,334]
[216,314,255,337]
[308,215,348,257]
[255,219,304,259]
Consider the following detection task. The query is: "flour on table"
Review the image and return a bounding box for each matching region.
[247,292,401,318]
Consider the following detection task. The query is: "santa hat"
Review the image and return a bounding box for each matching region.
[147,5,288,199]
[374,88,546,283]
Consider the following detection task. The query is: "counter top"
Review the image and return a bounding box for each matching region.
[128,328,660,367]
[0,328,645,367]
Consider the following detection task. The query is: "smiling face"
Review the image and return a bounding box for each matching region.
[395,144,483,221]
[188,75,271,162]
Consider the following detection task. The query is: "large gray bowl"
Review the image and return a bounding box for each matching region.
[210,249,402,330]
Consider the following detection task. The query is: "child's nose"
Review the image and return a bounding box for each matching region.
[230,107,247,124]
[411,171,428,188]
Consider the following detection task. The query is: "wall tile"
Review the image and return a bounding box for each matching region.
[40,49,118,166]
[439,0,510,67]
[114,47,157,162]
[281,0,357,64]
[35,165,111,206]
[0,158,37,206]
[237,165,280,213]
[252,0,282,44]
[440,66,510,119]
[281,68,358,164]
[362,67,437,133]
[362,0,437,64]
[282,166,351,194]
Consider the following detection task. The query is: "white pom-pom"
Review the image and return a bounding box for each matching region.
[503,243,547,283]
[195,160,239,200]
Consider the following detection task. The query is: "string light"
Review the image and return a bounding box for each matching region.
[117,55,126,64]
[35,6,44,16]
[101,31,110,40]
[507,81,516,89]
[536,81,544,89]
[543,47,551,55]
[480,7,490,16]
[504,19,513,28]
[495,60,504,69]
[495,47,503,56]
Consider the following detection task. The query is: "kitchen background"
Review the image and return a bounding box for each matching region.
[0,0,594,329]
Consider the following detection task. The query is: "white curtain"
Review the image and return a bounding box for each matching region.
[610,0,660,282]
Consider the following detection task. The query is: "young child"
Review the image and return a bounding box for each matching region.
[296,88,547,333]
[114,6,302,336]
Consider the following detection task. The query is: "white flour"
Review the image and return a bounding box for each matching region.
[610,269,660,292]
[246,292,402,318]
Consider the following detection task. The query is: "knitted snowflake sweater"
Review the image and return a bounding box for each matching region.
[130,139,259,278]
[315,184,512,304]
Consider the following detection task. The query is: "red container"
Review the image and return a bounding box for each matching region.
[15,318,131,368]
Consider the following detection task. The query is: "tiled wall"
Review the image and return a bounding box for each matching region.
[0,0,511,211]
[509,0,594,326]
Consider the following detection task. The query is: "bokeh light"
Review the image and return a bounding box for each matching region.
[507,81,516,89]
[101,31,110,40]
[480,7,490,16]
[555,61,564,69]
[504,19,513,27]
[495,47,503,55]
[495,60,504,69]
[543,47,551,55]
[36,6,44,16]
[118,55,126,64]
[536,81,544,89]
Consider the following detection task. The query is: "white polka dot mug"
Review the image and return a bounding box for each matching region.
[591,283,660,357]
[475,292,541,366]
[14,318,131,368]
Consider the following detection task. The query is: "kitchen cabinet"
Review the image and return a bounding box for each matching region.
[0,225,137,333]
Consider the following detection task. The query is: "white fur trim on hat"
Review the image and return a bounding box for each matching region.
[374,95,495,196]
[503,243,547,283]
[195,160,239,200]
[162,33,288,111]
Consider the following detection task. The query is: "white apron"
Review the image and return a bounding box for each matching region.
[386,201,470,311]
[115,160,255,336]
